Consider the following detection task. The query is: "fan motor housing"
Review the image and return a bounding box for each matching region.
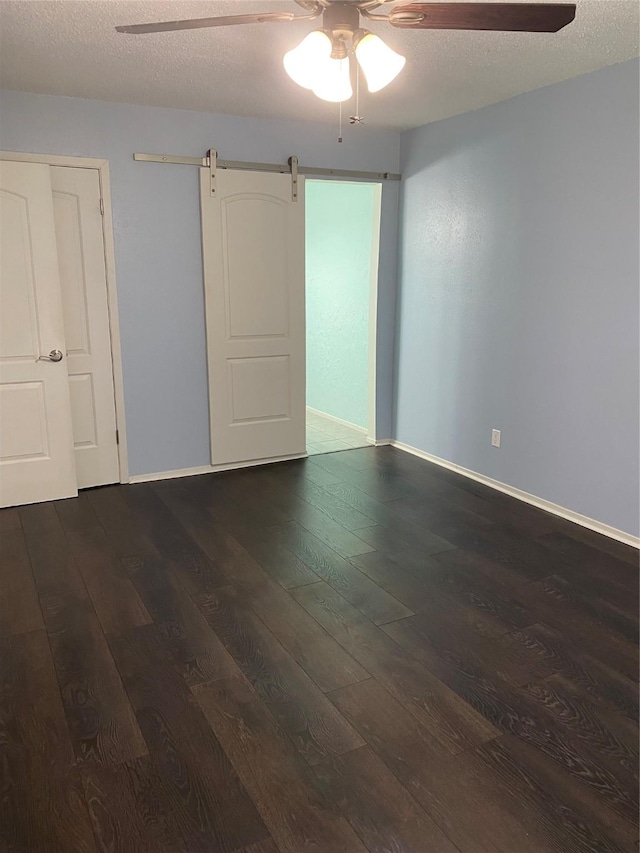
[323,3,361,37]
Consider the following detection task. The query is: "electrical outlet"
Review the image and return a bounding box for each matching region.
[491,429,501,448]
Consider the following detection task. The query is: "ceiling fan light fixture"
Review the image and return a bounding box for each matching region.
[283,29,332,90]
[354,31,406,93]
[312,55,353,102]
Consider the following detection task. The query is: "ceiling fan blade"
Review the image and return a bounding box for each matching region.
[115,12,296,35]
[389,3,576,32]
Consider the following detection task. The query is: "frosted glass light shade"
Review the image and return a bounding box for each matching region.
[283,30,333,90]
[355,33,405,92]
[312,57,353,102]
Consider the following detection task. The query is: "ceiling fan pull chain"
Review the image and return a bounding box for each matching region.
[338,98,343,143]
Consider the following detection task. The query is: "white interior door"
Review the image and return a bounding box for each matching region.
[0,160,77,507]
[200,168,306,466]
[50,166,119,489]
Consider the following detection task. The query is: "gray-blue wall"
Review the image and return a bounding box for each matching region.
[396,59,640,536]
[0,91,399,475]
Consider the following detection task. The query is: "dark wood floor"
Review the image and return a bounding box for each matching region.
[1,447,638,853]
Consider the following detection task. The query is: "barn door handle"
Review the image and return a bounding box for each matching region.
[38,349,64,362]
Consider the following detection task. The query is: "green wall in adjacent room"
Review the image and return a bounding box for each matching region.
[306,180,378,429]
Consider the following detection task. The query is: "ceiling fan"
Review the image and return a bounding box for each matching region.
[116,1,577,103]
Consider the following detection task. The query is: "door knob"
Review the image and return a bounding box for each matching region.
[38,349,64,362]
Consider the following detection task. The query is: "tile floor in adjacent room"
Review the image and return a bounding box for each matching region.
[306,408,369,456]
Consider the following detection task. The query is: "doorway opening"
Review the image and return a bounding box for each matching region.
[305,179,382,455]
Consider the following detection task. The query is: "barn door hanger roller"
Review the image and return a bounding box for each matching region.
[207,150,298,201]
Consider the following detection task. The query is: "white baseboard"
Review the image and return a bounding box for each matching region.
[367,438,391,446]
[390,440,640,549]
[129,452,308,484]
[306,406,368,436]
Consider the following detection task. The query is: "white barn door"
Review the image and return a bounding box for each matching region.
[0,160,77,507]
[200,169,305,466]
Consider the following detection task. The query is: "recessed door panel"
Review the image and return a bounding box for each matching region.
[224,196,289,339]
[68,373,98,447]
[229,356,290,423]
[53,189,91,355]
[0,382,48,461]
[0,191,40,360]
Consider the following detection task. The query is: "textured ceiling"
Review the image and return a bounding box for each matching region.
[0,1,638,129]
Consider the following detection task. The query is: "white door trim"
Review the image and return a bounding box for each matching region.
[0,151,129,483]
[306,178,382,444]
[367,182,382,443]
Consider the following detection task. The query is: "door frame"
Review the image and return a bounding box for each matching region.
[367,181,382,443]
[305,178,383,443]
[0,150,129,483]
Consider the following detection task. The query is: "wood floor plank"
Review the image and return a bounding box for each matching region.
[81,756,189,853]
[314,446,374,471]
[20,502,85,596]
[381,612,639,827]
[327,677,564,853]
[454,522,579,581]
[225,483,293,528]
[109,624,270,853]
[393,453,565,532]
[123,482,232,593]
[503,622,639,723]
[389,494,504,553]
[196,583,365,766]
[272,474,376,531]
[312,745,459,853]
[185,472,320,588]
[554,525,639,567]
[271,520,413,623]
[384,457,556,538]
[322,479,394,522]
[235,841,280,853]
[520,674,639,783]
[353,522,455,560]
[474,734,639,852]
[204,502,319,589]
[311,453,417,502]
[538,531,639,589]
[5,447,637,851]
[124,553,240,687]
[192,674,368,853]
[88,485,156,557]
[351,548,532,640]
[291,581,499,752]
[41,587,147,767]
[285,498,376,558]
[533,565,639,642]
[0,506,22,533]
[157,483,370,692]
[291,457,343,487]
[64,524,152,635]
[427,548,537,626]
[0,630,97,853]
[55,493,102,533]
[381,609,557,689]
[0,525,43,636]
[515,575,639,681]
